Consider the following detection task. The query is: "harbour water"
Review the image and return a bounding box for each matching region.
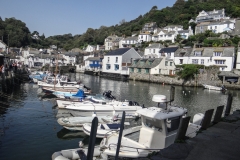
[0,73,239,160]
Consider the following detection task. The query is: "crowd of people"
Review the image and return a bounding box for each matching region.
[0,61,20,76]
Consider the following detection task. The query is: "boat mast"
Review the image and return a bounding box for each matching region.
[54,52,60,90]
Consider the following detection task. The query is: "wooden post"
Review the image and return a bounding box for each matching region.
[225,94,233,117]
[115,111,125,160]
[175,116,191,141]
[201,109,214,130]
[86,117,98,160]
[212,105,224,124]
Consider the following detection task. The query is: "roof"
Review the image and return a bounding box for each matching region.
[190,47,235,57]
[178,30,189,34]
[64,52,79,56]
[218,71,239,77]
[129,58,163,69]
[174,48,193,57]
[0,40,7,46]
[123,36,138,41]
[85,57,101,61]
[146,43,164,49]
[105,48,131,56]
[159,47,179,53]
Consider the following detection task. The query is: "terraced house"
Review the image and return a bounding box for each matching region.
[129,57,175,76]
[174,47,235,71]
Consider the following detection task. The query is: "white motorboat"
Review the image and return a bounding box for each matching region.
[202,84,226,92]
[52,94,188,160]
[38,79,80,89]
[56,91,117,108]
[57,115,117,131]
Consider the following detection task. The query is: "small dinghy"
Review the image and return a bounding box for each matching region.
[83,123,121,138]
[57,115,118,131]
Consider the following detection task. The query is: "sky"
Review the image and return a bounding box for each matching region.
[0,0,177,37]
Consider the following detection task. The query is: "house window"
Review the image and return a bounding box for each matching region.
[134,60,137,64]
[165,61,168,66]
[215,60,225,64]
[180,59,183,64]
[215,26,217,29]
[116,57,118,63]
[107,57,110,63]
[159,69,161,74]
[153,49,155,53]
[138,68,141,73]
[170,62,173,66]
[201,59,204,64]
[194,51,202,56]
[114,64,119,70]
[106,64,111,70]
[214,52,222,56]
[130,68,134,73]
[145,69,149,73]
[192,59,198,64]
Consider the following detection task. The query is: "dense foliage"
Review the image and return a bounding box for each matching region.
[177,64,204,80]
[0,0,240,50]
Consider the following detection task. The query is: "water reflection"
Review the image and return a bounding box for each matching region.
[57,128,86,140]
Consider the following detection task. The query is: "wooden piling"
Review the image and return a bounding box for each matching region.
[175,116,191,141]
[213,105,224,124]
[86,117,98,160]
[115,111,126,160]
[225,94,233,117]
[201,109,214,130]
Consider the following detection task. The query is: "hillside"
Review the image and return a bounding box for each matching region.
[1,0,240,50]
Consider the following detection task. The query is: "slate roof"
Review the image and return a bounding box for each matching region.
[159,47,179,53]
[123,36,138,41]
[174,48,193,57]
[85,57,101,61]
[64,52,79,56]
[146,43,163,49]
[105,48,131,56]
[190,47,235,57]
[218,71,239,77]
[129,58,163,69]
[178,30,189,34]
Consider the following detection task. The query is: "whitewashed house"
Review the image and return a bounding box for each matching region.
[195,9,229,23]
[119,36,138,48]
[62,52,78,65]
[102,48,141,75]
[138,32,152,43]
[196,20,235,34]
[175,47,235,71]
[159,47,179,60]
[236,47,240,69]
[0,40,7,52]
[174,47,194,65]
[178,26,194,39]
[85,45,96,52]
[104,35,123,50]
[144,43,164,58]
[207,21,235,33]
[129,57,175,75]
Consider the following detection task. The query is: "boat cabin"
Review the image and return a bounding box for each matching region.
[136,95,185,149]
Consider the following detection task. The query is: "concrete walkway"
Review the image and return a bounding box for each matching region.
[151,110,240,160]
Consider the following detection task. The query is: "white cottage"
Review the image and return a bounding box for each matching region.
[102,48,141,75]
[175,47,235,71]
[129,57,175,75]
[144,43,164,58]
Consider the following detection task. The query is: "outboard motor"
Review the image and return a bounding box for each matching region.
[103,90,115,100]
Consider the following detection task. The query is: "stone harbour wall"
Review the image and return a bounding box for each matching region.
[129,68,240,89]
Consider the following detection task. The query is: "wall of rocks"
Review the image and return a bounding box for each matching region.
[129,68,240,89]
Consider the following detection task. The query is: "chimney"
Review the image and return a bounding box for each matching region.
[97,45,99,51]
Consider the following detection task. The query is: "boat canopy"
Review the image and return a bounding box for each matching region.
[137,107,185,120]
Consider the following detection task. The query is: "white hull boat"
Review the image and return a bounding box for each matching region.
[202,84,226,92]
[57,116,116,131]
[52,93,188,160]
[38,79,80,89]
